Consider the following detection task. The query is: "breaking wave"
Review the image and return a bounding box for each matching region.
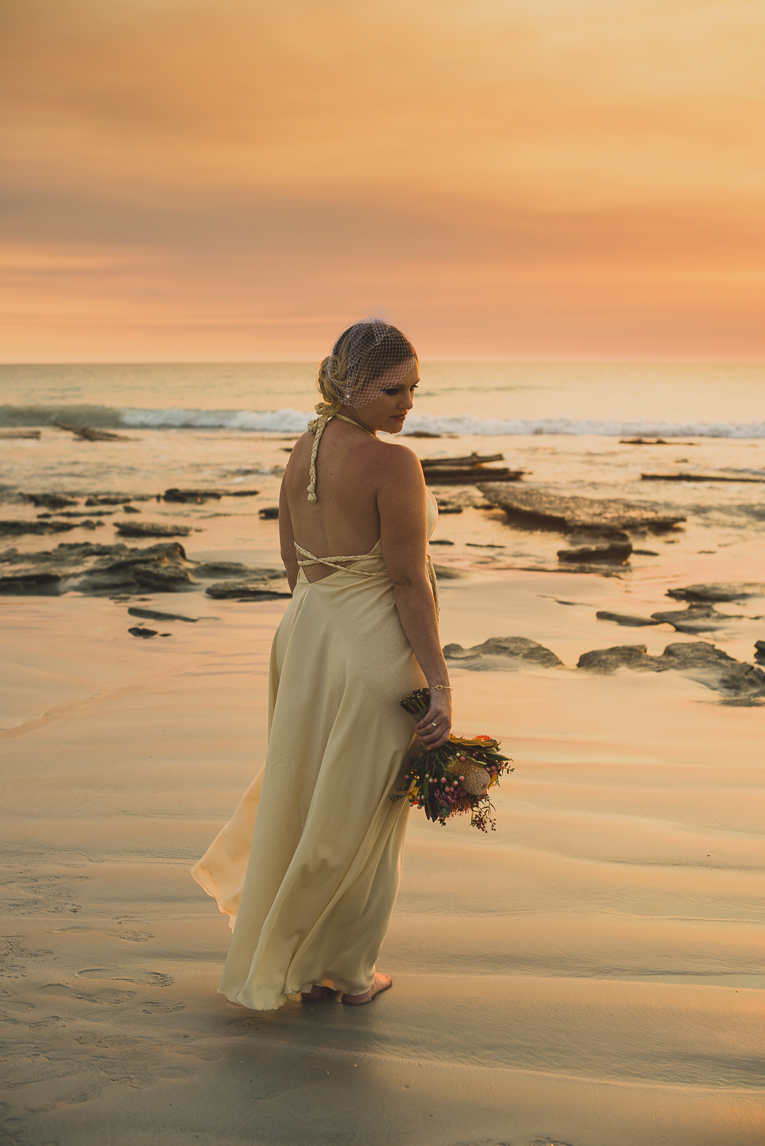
[2,404,765,438]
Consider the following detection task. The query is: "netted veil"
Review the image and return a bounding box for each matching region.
[317,319,417,410]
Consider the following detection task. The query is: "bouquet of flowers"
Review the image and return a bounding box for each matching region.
[395,688,513,832]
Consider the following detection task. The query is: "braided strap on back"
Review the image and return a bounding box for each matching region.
[305,407,333,503]
[301,401,439,613]
[306,403,366,503]
[294,542,386,578]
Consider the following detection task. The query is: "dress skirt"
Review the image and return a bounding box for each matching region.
[191,543,423,1011]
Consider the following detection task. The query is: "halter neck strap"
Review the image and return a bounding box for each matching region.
[305,408,373,503]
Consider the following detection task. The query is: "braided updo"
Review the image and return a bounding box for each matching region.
[316,319,416,411]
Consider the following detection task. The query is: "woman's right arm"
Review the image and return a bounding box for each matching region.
[278,478,299,591]
[377,447,452,750]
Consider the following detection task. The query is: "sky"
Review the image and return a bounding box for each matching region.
[1,0,763,362]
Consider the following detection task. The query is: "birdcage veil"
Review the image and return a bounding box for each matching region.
[317,318,417,410]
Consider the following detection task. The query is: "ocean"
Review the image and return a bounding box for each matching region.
[2,361,764,551]
[1,360,764,437]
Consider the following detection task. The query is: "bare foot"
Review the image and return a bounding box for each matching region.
[300,985,331,1002]
[341,973,392,1006]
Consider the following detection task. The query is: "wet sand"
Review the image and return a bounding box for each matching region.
[2,442,765,1144]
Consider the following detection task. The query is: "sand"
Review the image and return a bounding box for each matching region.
[2,467,765,1145]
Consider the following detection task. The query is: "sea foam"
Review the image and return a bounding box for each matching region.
[2,403,765,438]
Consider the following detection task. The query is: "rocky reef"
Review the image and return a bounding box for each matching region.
[0,541,287,598]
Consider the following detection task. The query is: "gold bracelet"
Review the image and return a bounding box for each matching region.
[430,684,453,691]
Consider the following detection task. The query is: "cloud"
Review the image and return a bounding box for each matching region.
[0,0,762,359]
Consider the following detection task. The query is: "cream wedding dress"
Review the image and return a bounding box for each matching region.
[192,416,439,1010]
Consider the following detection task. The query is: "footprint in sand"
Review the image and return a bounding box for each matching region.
[0,997,36,1012]
[33,1090,95,1113]
[0,937,54,977]
[39,982,136,1005]
[109,928,153,943]
[139,1000,186,1013]
[77,968,174,987]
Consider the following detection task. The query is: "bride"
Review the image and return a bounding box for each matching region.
[192,318,451,1008]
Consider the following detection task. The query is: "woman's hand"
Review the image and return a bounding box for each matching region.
[415,689,452,750]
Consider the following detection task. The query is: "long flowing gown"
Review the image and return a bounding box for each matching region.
[191,461,438,1011]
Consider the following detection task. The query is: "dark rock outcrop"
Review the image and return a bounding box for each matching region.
[0,520,77,536]
[259,507,279,520]
[666,582,765,603]
[205,580,291,600]
[577,640,765,698]
[577,645,657,673]
[86,496,133,506]
[193,561,283,580]
[128,626,158,638]
[596,611,661,627]
[127,563,195,590]
[128,606,199,623]
[114,522,192,538]
[44,510,115,517]
[432,565,465,580]
[0,539,286,596]
[649,604,740,633]
[0,570,63,595]
[24,493,78,509]
[558,541,633,564]
[660,643,765,696]
[444,636,563,670]
[478,485,685,535]
[163,488,222,503]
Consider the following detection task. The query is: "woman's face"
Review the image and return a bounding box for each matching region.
[344,358,420,436]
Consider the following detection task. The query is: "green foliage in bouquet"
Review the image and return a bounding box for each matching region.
[395,688,513,832]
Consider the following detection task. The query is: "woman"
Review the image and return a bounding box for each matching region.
[192,318,451,1009]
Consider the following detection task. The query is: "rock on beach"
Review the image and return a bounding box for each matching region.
[558,540,633,564]
[577,641,765,698]
[0,540,288,596]
[596,611,661,628]
[114,522,192,538]
[205,580,291,600]
[478,485,685,535]
[443,636,563,670]
[666,582,765,603]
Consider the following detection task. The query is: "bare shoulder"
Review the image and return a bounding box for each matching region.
[369,438,424,483]
[283,430,314,470]
[288,430,314,457]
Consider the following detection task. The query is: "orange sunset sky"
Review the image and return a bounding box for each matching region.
[1,0,762,362]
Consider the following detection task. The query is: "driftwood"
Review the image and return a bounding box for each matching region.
[641,472,765,484]
[424,467,524,486]
[423,465,526,483]
[54,421,132,442]
[421,452,504,468]
[419,452,524,485]
[0,429,41,439]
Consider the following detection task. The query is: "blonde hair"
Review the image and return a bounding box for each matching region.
[317,320,416,410]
